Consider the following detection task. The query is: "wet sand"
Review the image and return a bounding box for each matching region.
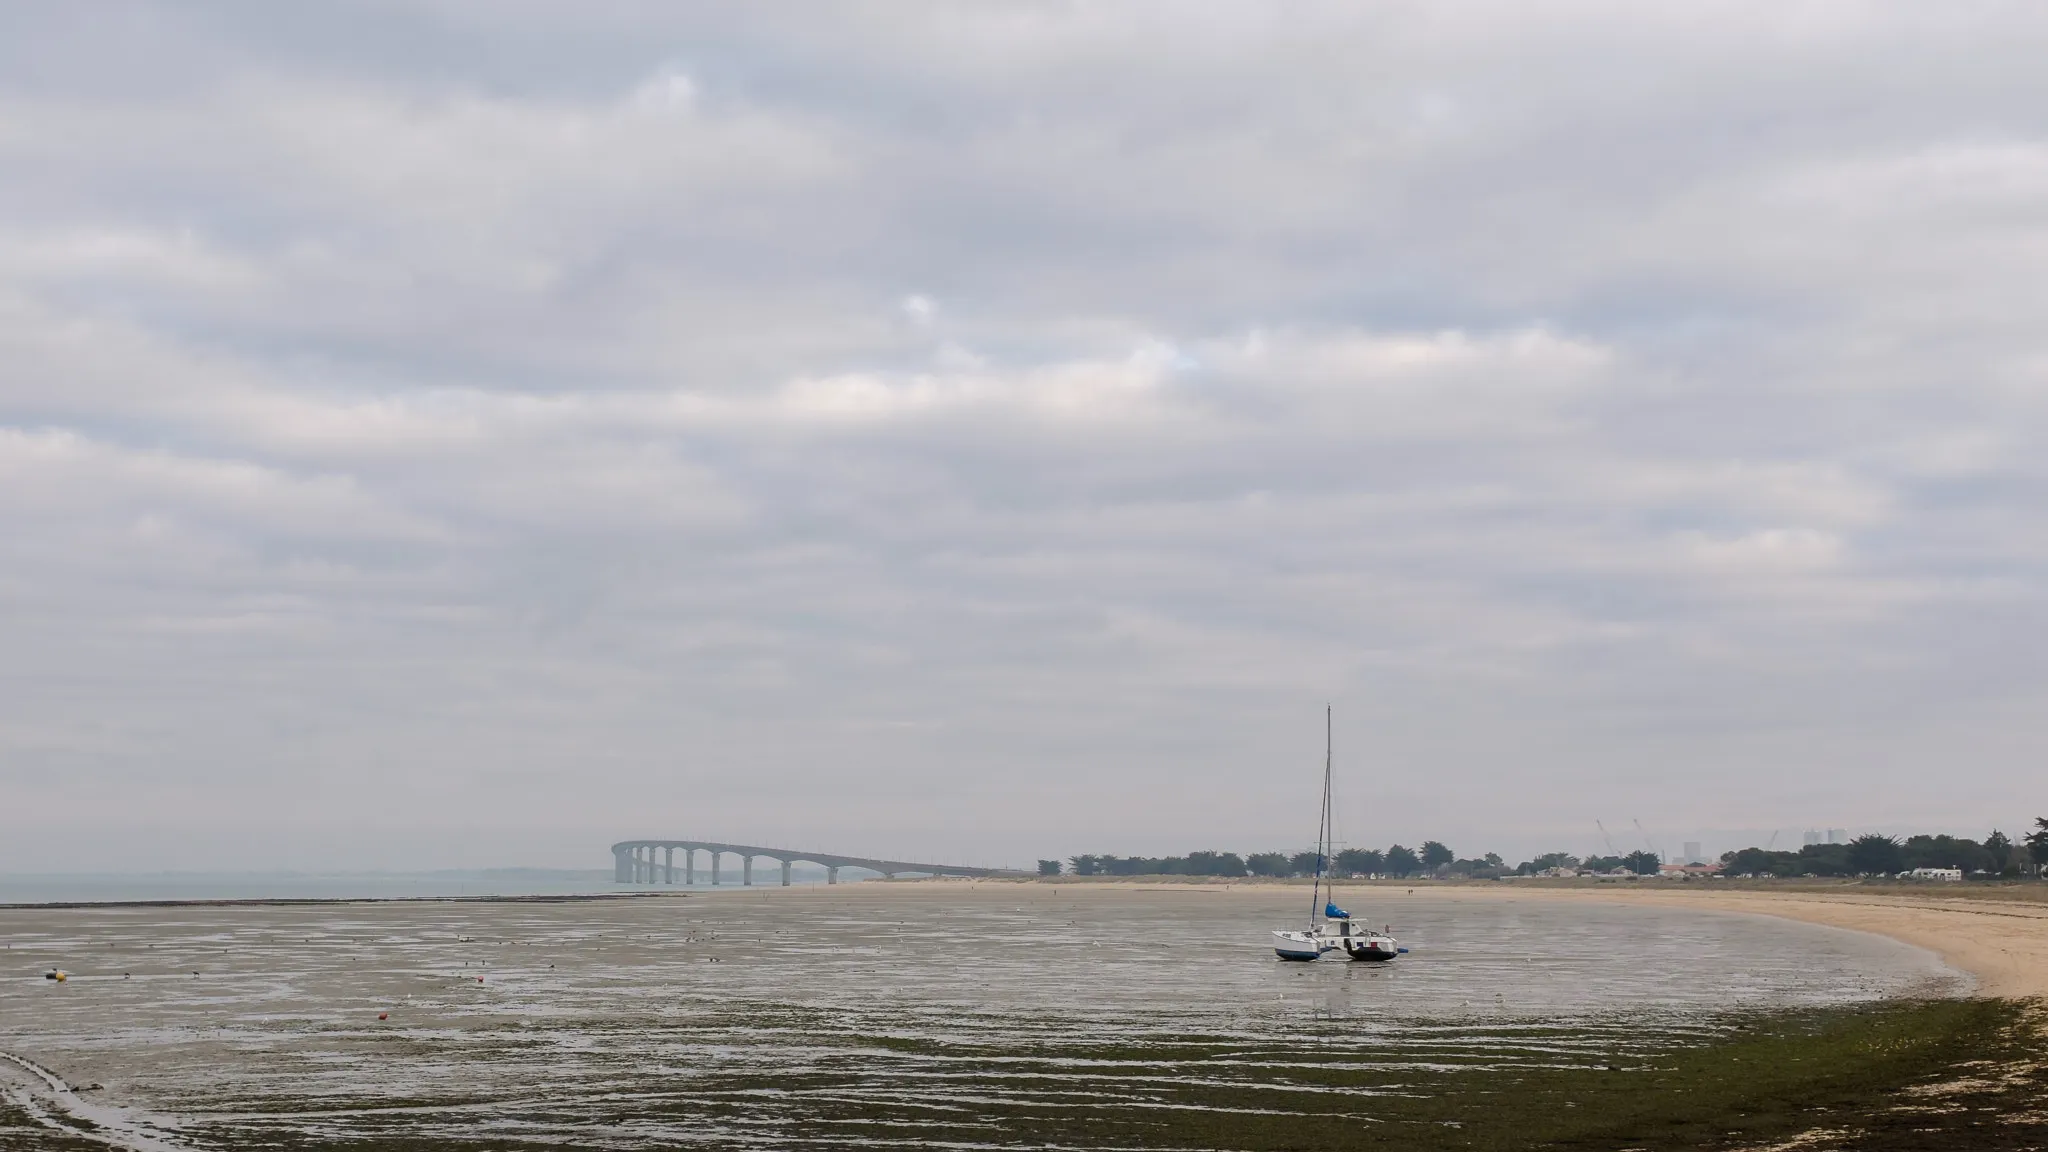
[1020,878,2048,1001]
[1,880,2030,1150]
[1464,885,2048,1001]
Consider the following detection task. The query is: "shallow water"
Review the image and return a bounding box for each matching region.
[0,884,1964,1149]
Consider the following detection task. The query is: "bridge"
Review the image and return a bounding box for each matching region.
[611,840,1028,886]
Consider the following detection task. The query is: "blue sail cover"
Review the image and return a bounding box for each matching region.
[1325,902,1349,920]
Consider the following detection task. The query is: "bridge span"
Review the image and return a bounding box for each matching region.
[612,840,1027,886]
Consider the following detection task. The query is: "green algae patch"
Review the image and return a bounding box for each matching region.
[1446,997,2045,1151]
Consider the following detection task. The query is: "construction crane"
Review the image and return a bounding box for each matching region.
[1634,819,1664,863]
[1764,830,1780,852]
[1597,820,1621,857]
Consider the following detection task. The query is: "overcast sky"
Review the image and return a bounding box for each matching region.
[3,2,2045,872]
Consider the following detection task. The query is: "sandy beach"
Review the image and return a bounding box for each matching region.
[1461,885,2048,1001]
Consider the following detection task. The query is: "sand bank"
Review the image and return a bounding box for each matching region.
[971,877,2048,1001]
[1437,885,2048,1001]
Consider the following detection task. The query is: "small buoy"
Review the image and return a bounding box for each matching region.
[378,1013,388,1020]
[477,976,484,983]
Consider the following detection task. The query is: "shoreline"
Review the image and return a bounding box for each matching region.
[1437,884,2048,1001]
[10,874,2043,1002]
[0,891,694,911]
[991,876,2048,1001]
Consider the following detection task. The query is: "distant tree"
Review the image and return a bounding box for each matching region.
[1934,837,1978,870]
[1584,855,1623,873]
[1385,844,1422,877]
[1483,852,1504,869]
[1334,848,1379,876]
[1525,852,1581,874]
[1068,855,1102,877]
[1247,852,1293,877]
[1037,859,1062,876]
[1985,830,2013,873]
[1720,847,1802,877]
[1720,848,1761,876]
[1420,841,1455,872]
[1290,851,1326,876]
[1901,835,1994,874]
[1790,842,1851,876]
[1847,833,1905,876]
[1623,850,1661,876]
[2026,819,2048,877]
[1183,850,1248,878]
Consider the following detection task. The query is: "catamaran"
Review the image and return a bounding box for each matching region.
[1271,706,1405,963]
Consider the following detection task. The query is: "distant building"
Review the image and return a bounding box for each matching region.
[1682,841,1703,864]
[1906,867,1962,881]
[1804,829,1823,846]
[1827,829,1847,844]
[1658,862,1721,877]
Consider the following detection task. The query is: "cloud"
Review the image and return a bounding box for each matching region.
[2,3,2046,870]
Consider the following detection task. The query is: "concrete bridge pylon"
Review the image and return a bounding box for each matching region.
[611,840,1026,886]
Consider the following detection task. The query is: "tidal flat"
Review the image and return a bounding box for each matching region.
[3,884,2037,1150]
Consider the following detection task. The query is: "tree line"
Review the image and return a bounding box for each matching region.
[1034,818,2048,880]
[1057,843,1460,878]
[1719,821,2048,878]
[1042,842,1642,879]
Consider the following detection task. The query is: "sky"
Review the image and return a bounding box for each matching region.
[2,2,2045,873]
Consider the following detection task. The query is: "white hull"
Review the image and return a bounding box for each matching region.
[1272,923,1401,962]
[1272,930,1330,961]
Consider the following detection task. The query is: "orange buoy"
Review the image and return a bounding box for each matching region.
[377,1012,388,1020]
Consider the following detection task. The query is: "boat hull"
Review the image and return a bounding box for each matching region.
[1272,931,1327,961]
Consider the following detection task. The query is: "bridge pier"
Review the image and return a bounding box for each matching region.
[610,840,1021,887]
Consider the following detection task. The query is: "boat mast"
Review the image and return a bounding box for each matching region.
[1310,704,1332,928]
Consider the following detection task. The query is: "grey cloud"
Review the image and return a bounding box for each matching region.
[2,3,2045,871]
